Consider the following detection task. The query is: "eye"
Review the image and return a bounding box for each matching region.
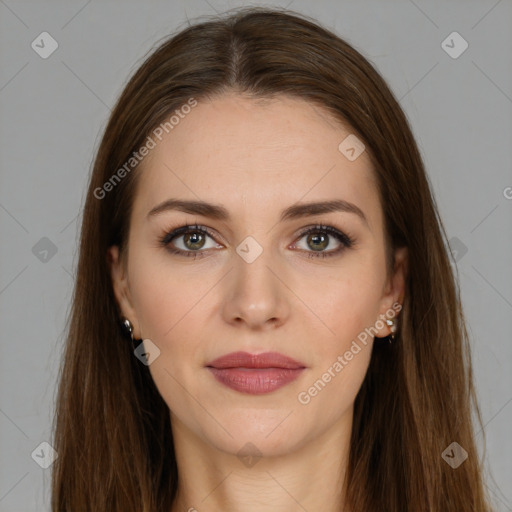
[292,224,354,259]
[159,224,220,258]
[159,223,355,259]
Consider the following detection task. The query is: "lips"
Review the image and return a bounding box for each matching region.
[205,351,306,395]
[206,351,306,370]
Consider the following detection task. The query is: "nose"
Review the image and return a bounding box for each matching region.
[221,247,291,330]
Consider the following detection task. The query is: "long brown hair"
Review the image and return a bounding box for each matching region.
[51,7,493,511]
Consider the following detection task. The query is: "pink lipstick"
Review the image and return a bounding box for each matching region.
[206,351,306,395]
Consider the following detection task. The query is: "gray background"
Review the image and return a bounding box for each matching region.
[1,0,511,510]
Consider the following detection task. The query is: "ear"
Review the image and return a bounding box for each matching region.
[375,246,408,337]
[107,245,141,339]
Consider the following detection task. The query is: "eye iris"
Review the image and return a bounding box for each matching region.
[307,233,328,251]
[184,231,205,250]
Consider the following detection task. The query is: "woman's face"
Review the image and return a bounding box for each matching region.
[109,93,407,457]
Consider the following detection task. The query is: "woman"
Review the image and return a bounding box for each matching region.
[51,7,493,511]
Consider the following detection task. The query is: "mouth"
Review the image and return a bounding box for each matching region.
[205,351,306,395]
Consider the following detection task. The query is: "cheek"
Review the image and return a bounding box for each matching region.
[127,247,212,341]
[297,280,377,415]
[303,263,383,350]
[128,260,207,402]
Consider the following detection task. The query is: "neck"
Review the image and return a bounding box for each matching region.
[169,409,353,512]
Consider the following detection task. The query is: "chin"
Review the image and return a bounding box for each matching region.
[200,410,310,458]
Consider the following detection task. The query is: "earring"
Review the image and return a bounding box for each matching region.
[121,317,137,345]
[385,318,397,343]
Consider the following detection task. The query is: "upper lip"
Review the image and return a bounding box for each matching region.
[206,351,306,369]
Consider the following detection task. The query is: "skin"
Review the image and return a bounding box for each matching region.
[108,93,408,512]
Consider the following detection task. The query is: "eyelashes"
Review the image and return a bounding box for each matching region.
[159,223,355,260]
[294,224,354,258]
[159,224,222,258]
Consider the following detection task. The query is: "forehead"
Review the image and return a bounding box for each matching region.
[132,93,381,233]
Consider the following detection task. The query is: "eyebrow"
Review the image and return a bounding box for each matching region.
[147,198,369,229]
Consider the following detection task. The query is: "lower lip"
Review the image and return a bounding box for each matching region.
[207,367,305,395]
